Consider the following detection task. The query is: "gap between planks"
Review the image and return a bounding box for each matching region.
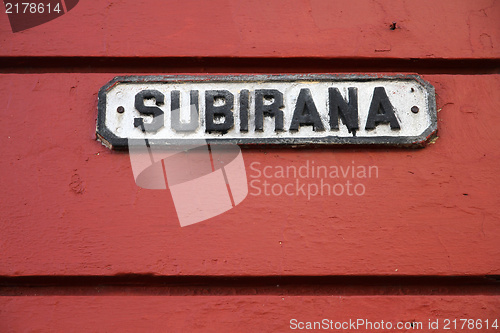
[1,275,499,296]
[0,57,499,74]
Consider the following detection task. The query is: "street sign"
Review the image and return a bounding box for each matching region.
[97,74,437,149]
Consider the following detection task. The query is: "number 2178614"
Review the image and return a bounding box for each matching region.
[5,2,62,14]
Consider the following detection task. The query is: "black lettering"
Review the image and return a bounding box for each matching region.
[329,87,359,134]
[205,90,234,133]
[290,88,325,131]
[255,89,284,131]
[365,87,401,130]
[134,90,165,132]
[170,90,199,132]
[239,89,249,132]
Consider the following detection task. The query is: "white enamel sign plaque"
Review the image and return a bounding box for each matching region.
[97,74,437,149]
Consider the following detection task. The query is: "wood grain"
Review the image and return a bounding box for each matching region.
[1,296,499,332]
[0,0,498,59]
[0,74,498,276]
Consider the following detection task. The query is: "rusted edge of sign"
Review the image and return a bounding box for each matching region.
[96,74,437,150]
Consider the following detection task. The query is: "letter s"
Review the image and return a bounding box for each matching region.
[249,179,261,196]
[249,162,261,178]
[134,90,165,132]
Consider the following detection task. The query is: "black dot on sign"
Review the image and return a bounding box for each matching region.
[117,106,125,113]
[411,106,419,114]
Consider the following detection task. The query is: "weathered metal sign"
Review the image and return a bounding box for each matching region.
[96,74,437,148]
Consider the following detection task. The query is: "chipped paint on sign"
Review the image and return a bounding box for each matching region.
[97,74,437,149]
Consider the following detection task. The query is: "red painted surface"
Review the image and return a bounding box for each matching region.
[1,296,499,332]
[0,74,499,276]
[0,0,499,331]
[0,0,498,59]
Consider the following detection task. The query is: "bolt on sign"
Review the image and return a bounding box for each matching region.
[96,74,437,149]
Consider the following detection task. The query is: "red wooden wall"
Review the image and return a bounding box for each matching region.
[1,0,499,332]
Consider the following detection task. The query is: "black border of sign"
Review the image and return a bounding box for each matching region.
[96,74,437,150]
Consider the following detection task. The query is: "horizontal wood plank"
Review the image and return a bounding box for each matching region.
[0,0,498,59]
[1,296,499,332]
[0,74,499,276]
